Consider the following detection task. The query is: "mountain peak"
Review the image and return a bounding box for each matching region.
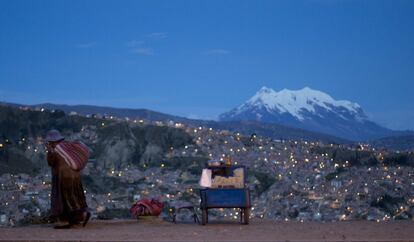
[219,86,377,140]
[244,86,363,121]
[257,86,275,94]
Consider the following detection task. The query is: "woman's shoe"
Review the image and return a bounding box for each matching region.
[82,211,91,227]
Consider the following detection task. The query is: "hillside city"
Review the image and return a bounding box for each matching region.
[0,106,413,226]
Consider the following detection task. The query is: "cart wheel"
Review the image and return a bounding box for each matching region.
[243,208,250,225]
[201,209,207,225]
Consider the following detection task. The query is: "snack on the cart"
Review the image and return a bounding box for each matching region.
[211,176,243,188]
[211,168,244,188]
[233,168,244,178]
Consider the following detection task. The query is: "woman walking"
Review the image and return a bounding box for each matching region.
[45,129,90,229]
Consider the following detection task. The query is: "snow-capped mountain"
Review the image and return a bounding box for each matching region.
[219,87,403,141]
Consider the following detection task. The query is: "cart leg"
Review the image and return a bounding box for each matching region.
[243,208,250,225]
[240,209,244,223]
[201,209,207,225]
[206,209,209,223]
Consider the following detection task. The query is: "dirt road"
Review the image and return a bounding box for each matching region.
[0,218,413,242]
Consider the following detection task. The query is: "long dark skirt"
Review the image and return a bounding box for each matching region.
[49,153,88,223]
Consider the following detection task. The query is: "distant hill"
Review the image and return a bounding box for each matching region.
[0,101,351,144]
[31,103,193,123]
[205,120,350,144]
[369,135,414,152]
[0,105,194,174]
[219,87,414,141]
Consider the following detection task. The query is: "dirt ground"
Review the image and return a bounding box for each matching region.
[0,218,413,242]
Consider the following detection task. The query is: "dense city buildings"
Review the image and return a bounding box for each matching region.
[0,108,413,226]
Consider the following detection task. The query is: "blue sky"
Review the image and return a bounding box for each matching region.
[0,0,413,130]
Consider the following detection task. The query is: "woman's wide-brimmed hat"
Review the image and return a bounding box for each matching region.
[45,129,65,142]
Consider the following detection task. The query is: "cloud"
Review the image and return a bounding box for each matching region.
[126,40,145,47]
[126,32,167,56]
[146,32,168,39]
[132,47,154,56]
[76,42,96,49]
[126,40,154,55]
[203,49,230,55]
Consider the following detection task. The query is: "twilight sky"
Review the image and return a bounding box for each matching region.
[0,0,413,130]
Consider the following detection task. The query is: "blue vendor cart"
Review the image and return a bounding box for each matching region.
[199,165,251,225]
